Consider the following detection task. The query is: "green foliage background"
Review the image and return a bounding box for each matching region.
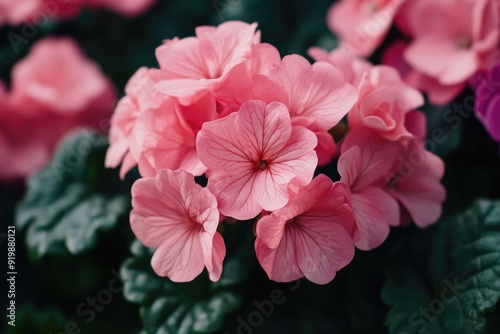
[1,0,500,333]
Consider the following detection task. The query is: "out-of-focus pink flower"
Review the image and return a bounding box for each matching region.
[10,37,114,115]
[130,169,225,282]
[0,37,116,181]
[348,65,424,140]
[338,129,400,250]
[156,21,260,103]
[88,0,156,16]
[403,0,500,85]
[197,100,318,220]
[383,40,466,105]
[132,93,219,178]
[327,0,406,57]
[308,47,372,88]
[0,0,155,25]
[386,140,446,227]
[255,174,355,284]
[474,62,500,141]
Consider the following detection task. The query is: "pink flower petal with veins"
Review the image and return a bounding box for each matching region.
[130,169,225,282]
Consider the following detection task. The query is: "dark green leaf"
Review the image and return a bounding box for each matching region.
[15,130,131,259]
[121,239,245,334]
[382,200,500,334]
[3,304,67,334]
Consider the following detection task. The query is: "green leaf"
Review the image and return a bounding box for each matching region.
[15,130,131,259]
[3,304,67,334]
[121,239,245,334]
[382,200,500,334]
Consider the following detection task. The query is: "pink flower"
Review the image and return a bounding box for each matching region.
[131,93,218,177]
[327,0,406,57]
[348,65,424,141]
[383,40,466,105]
[308,47,372,88]
[130,169,225,282]
[156,21,260,103]
[214,44,356,165]
[338,129,400,250]
[0,37,116,181]
[386,140,446,227]
[106,67,168,178]
[197,100,318,220]
[254,174,355,284]
[9,37,115,116]
[0,0,155,25]
[88,0,155,16]
[403,0,500,85]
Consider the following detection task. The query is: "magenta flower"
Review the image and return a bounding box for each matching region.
[130,169,225,282]
[254,174,355,284]
[475,63,500,141]
[197,100,318,220]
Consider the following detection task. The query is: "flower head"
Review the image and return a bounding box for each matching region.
[255,174,355,284]
[197,100,318,220]
[130,169,225,282]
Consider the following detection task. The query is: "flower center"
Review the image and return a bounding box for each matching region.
[258,160,268,171]
[457,36,472,50]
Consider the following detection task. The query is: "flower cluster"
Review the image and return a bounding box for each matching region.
[0,0,156,26]
[328,0,500,106]
[113,21,446,285]
[0,37,116,180]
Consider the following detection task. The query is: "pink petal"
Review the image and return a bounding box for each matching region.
[197,112,255,173]
[272,55,358,130]
[351,187,399,251]
[151,230,205,282]
[255,237,304,283]
[390,144,446,227]
[239,101,292,160]
[270,126,318,186]
[207,172,261,220]
[339,129,400,190]
[405,35,478,85]
[294,219,354,285]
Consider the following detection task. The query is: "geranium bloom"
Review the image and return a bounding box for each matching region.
[197,100,318,220]
[338,129,400,250]
[255,174,355,284]
[475,63,500,141]
[402,0,500,86]
[0,37,116,181]
[130,169,225,282]
[156,21,260,102]
[383,40,466,105]
[386,140,446,227]
[327,0,406,57]
[348,65,424,141]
